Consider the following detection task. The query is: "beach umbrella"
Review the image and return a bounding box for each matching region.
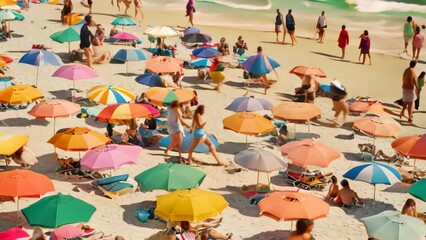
[19,49,64,87]
[28,99,80,133]
[192,47,220,58]
[64,12,84,26]
[0,132,28,155]
[51,225,85,240]
[111,16,136,31]
[145,87,195,106]
[280,139,340,167]
[112,32,139,41]
[184,27,200,35]
[235,148,287,188]
[0,0,17,7]
[223,112,274,141]
[0,76,13,90]
[159,130,219,153]
[155,188,228,222]
[272,102,321,133]
[343,162,401,200]
[81,144,142,172]
[0,10,23,32]
[409,179,426,202]
[353,117,401,142]
[144,25,182,38]
[183,33,212,43]
[135,163,206,192]
[135,73,164,87]
[0,227,29,240]
[0,58,6,67]
[226,96,273,112]
[52,64,97,101]
[242,53,280,75]
[22,193,96,228]
[391,134,426,160]
[112,49,152,74]
[289,65,326,78]
[50,26,80,53]
[0,5,19,11]
[0,54,13,63]
[48,127,110,151]
[191,58,212,68]
[361,210,426,240]
[145,57,182,75]
[95,103,159,123]
[87,85,135,105]
[0,84,44,105]
[349,101,383,116]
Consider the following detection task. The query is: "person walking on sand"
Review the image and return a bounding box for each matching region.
[415,71,424,110]
[274,9,286,43]
[165,101,190,160]
[80,15,94,68]
[412,26,424,60]
[187,105,223,166]
[358,30,371,65]
[330,79,348,125]
[286,9,297,46]
[316,11,326,43]
[256,46,271,95]
[400,60,419,123]
[186,0,195,27]
[338,25,349,60]
[134,0,143,22]
[403,16,416,54]
[123,0,132,16]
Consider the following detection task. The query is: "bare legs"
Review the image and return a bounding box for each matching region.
[289,31,297,46]
[187,136,223,166]
[282,30,287,44]
[413,47,421,60]
[135,7,143,21]
[359,53,371,65]
[83,47,93,68]
[165,132,183,158]
[261,74,269,95]
[188,11,194,27]
[332,100,348,124]
[341,47,346,60]
[400,101,414,123]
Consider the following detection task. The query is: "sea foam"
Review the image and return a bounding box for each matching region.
[196,0,271,10]
[348,0,426,13]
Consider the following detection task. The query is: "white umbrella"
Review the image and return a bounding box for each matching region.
[143,25,182,38]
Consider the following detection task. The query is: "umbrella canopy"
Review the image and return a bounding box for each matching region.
[28,99,80,119]
[191,58,212,68]
[184,27,200,35]
[192,47,220,58]
[409,179,426,201]
[50,26,80,44]
[135,163,206,192]
[183,33,212,43]
[52,64,97,80]
[353,117,401,138]
[280,139,340,167]
[145,87,195,106]
[343,162,401,185]
[81,144,142,171]
[135,73,164,87]
[0,9,22,21]
[113,49,152,62]
[289,65,326,78]
[0,54,13,63]
[0,132,29,155]
[112,32,139,41]
[144,25,182,38]
[226,96,273,112]
[96,103,160,123]
[258,191,330,221]
[361,210,426,240]
[159,130,219,153]
[0,76,13,90]
[145,57,182,75]
[0,169,54,198]
[0,0,17,7]
[22,193,96,228]
[0,4,19,11]
[111,17,136,26]
[155,188,228,222]
[272,102,321,122]
[0,58,6,67]
[223,112,274,136]
[64,13,84,26]
[349,101,383,116]
[0,84,44,105]
[19,49,64,67]
[0,227,29,240]
[235,148,287,172]
[51,225,85,240]
[87,85,135,105]
[242,53,280,75]
[48,127,110,151]
[391,134,426,160]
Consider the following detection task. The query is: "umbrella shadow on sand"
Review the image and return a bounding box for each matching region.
[29,153,57,176]
[382,182,410,194]
[0,210,24,230]
[120,201,165,229]
[270,174,294,188]
[0,117,49,127]
[216,142,249,155]
[243,230,290,240]
[344,198,397,220]
[342,152,366,163]
[49,90,73,100]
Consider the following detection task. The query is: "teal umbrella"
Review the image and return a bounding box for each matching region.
[409,179,426,201]
[135,163,206,192]
[361,210,426,240]
[21,193,96,228]
[50,26,81,53]
[0,10,24,33]
[111,17,136,31]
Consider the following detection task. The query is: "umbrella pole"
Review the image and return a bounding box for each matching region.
[16,197,19,226]
[373,184,376,201]
[308,120,311,133]
[53,118,56,134]
[126,62,129,76]
[72,81,75,102]
[267,172,271,189]
[36,66,40,87]
[256,171,260,192]
[291,221,293,230]
[68,42,71,53]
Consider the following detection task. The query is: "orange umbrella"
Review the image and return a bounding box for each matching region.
[349,101,383,116]
[280,139,340,167]
[392,134,426,160]
[259,191,329,222]
[289,65,326,78]
[0,85,44,105]
[145,57,182,75]
[366,102,384,117]
[48,127,110,151]
[272,102,321,133]
[0,0,16,7]
[0,59,6,67]
[353,117,401,139]
[145,87,195,106]
[0,55,13,63]
[223,112,274,142]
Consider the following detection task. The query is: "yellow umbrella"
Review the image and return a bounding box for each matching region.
[0,85,44,105]
[48,127,110,151]
[155,188,228,222]
[0,132,29,155]
[0,0,16,7]
[0,59,6,67]
[223,112,274,142]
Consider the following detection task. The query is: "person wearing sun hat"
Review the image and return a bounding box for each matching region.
[330,79,348,125]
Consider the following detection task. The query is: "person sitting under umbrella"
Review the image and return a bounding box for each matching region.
[402,198,426,223]
[335,179,364,207]
[5,145,38,168]
[166,217,233,240]
[92,32,112,64]
[1,20,13,39]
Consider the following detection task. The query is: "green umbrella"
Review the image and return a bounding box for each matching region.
[21,193,96,228]
[135,163,206,192]
[111,17,136,31]
[361,210,426,240]
[0,10,24,33]
[409,179,426,201]
[50,26,81,53]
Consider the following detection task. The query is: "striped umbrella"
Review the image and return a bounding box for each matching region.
[112,49,152,73]
[135,73,164,87]
[242,53,280,75]
[226,96,273,112]
[192,47,220,58]
[144,87,195,106]
[96,103,159,123]
[87,85,135,105]
[182,33,212,43]
[111,17,136,31]
[343,162,401,200]
[48,127,110,151]
[191,58,212,68]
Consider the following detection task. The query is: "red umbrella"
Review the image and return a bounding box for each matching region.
[96,103,159,123]
[0,227,29,240]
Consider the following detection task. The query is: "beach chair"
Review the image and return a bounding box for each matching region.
[286,164,333,190]
[91,174,136,199]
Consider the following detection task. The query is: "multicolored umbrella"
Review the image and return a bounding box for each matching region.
[135,163,206,192]
[0,84,44,105]
[226,96,273,112]
[135,73,164,87]
[145,87,195,106]
[0,132,29,155]
[343,162,401,199]
[155,188,228,222]
[192,47,220,58]
[81,144,142,171]
[48,127,110,151]
[242,53,280,75]
[50,26,81,52]
[96,103,159,123]
[183,27,200,35]
[112,32,139,41]
[111,16,136,31]
[191,58,212,68]
[183,33,212,43]
[289,65,326,78]
[112,49,152,73]
[391,134,426,160]
[22,193,96,228]
[353,117,401,139]
[361,210,426,240]
[64,12,84,26]
[52,225,85,240]
[159,130,219,153]
[87,85,135,105]
[144,25,182,38]
[0,227,29,240]
[223,112,275,136]
[409,179,426,202]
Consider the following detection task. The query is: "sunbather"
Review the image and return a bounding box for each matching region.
[335,179,364,207]
[402,198,426,223]
[327,176,339,200]
[5,145,38,167]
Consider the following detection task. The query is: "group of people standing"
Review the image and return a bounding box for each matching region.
[403,16,425,60]
[274,9,297,46]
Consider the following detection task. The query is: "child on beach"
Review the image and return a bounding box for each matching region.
[358,30,371,65]
[338,25,349,60]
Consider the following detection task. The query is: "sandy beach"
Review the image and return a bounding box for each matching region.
[0,1,425,240]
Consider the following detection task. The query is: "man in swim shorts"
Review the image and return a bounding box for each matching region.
[400,60,419,123]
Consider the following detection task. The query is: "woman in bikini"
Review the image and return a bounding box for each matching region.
[165,101,190,160]
[187,105,223,166]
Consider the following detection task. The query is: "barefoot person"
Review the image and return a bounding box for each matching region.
[187,105,223,166]
[134,0,143,22]
[337,25,349,60]
[288,219,314,240]
[330,79,348,125]
[412,26,424,60]
[316,11,326,43]
[403,16,416,54]
[274,9,285,43]
[400,60,419,123]
[186,0,195,27]
[256,46,271,95]
[80,15,94,68]
[165,101,190,160]
[286,9,297,46]
[358,30,371,65]
[123,0,132,16]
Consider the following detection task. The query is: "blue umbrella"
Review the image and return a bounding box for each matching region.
[182,33,212,43]
[242,53,280,75]
[0,77,13,90]
[184,27,200,35]
[135,73,164,87]
[159,130,220,153]
[192,47,220,59]
[226,96,273,112]
[19,49,64,87]
[191,58,212,68]
[113,49,152,74]
[343,162,401,200]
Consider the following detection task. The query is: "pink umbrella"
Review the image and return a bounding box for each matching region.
[81,144,142,172]
[51,225,85,240]
[113,32,139,41]
[0,227,29,240]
